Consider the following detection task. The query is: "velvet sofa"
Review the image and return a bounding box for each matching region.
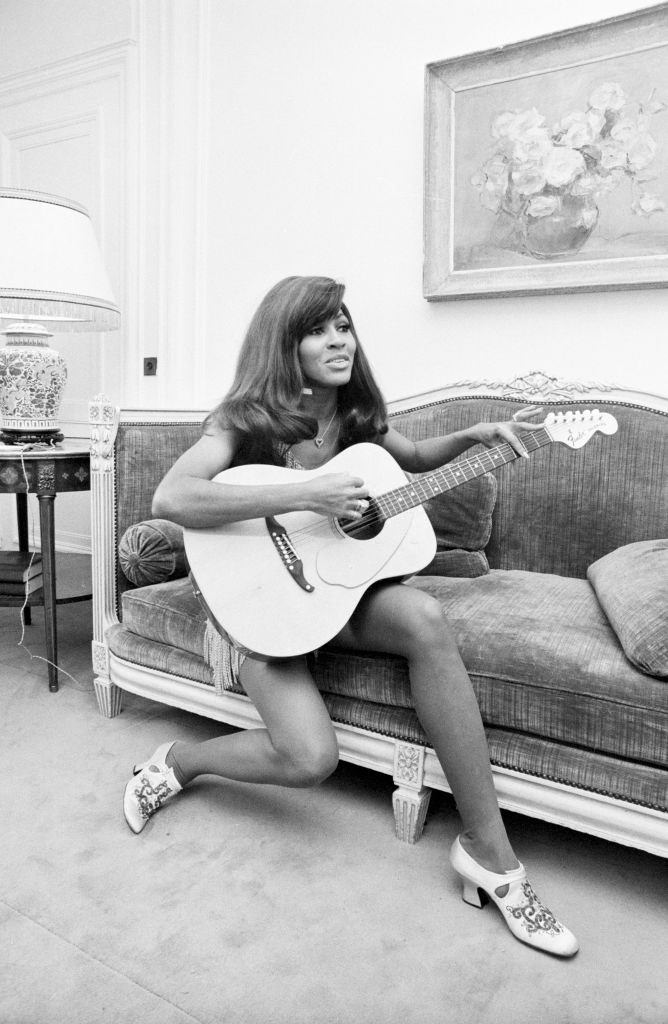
[88,372,668,857]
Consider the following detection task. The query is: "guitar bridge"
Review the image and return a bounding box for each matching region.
[265,516,314,593]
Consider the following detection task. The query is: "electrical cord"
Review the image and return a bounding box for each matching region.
[9,442,93,692]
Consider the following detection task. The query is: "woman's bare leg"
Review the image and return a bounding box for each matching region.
[333,581,518,873]
[167,656,339,788]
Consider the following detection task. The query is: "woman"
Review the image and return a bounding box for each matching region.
[124,275,578,957]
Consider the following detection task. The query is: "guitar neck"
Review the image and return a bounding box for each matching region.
[375,426,552,520]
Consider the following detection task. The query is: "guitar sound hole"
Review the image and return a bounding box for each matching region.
[340,497,385,540]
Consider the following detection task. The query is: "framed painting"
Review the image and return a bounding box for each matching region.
[424,4,668,299]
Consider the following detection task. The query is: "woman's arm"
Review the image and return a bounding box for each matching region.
[152,429,370,528]
[381,406,543,473]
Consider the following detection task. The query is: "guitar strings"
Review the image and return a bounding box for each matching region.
[287,437,537,545]
[288,440,528,543]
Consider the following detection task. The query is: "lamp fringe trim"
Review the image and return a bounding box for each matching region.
[0,292,120,331]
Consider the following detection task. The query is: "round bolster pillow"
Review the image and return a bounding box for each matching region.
[118,518,188,587]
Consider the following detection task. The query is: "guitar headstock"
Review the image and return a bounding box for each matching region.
[543,409,618,449]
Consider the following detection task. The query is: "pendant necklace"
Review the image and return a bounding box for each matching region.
[314,408,337,448]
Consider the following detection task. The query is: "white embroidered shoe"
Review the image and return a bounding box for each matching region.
[450,835,579,957]
[123,741,183,834]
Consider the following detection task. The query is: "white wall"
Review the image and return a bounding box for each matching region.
[203,0,668,406]
[1,0,667,548]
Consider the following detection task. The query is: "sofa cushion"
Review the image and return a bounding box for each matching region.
[120,568,668,768]
[416,549,489,578]
[121,577,207,658]
[587,539,668,678]
[119,519,188,587]
[107,621,213,685]
[418,471,496,552]
[315,571,668,768]
[408,470,496,577]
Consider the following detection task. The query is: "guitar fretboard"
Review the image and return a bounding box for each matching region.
[374,427,551,520]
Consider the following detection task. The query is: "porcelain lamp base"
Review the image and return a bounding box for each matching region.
[0,323,67,444]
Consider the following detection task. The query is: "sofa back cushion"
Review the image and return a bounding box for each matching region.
[390,397,667,579]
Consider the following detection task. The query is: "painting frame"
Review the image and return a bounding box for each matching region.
[424,4,668,300]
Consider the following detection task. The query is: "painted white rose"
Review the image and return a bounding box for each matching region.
[557,109,605,148]
[526,195,559,218]
[492,108,546,141]
[589,82,627,112]
[581,205,598,229]
[631,192,666,216]
[543,146,585,187]
[470,174,502,212]
[472,155,509,212]
[598,140,627,170]
[645,89,667,115]
[512,126,552,164]
[611,117,641,145]
[570,173,601,197]
[511,164,546,196]
[484,155,510,188]
[627,133,657,171]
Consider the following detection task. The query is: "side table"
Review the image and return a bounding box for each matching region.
[0,440,92,691]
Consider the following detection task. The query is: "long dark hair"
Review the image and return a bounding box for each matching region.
[205,276,387,461]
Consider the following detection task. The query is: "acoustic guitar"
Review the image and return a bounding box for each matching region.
[184,409,618,659]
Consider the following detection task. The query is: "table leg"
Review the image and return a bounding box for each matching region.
[37,494,58,692]
[16,493,31,626]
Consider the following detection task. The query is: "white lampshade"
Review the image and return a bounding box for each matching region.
[0,188,120,330]
[0,188,120,442]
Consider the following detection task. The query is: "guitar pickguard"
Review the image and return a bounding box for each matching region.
[316,512,412,588]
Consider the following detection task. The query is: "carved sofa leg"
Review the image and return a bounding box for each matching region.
[92,640,122,717]
[94,677,123,718]
[392,741,432,843]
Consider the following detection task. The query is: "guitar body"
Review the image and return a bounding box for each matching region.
[184,443,437,659]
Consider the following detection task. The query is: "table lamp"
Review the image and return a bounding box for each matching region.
[0,188,120,444]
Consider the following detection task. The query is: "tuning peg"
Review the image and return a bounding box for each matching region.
[545,412,555,425]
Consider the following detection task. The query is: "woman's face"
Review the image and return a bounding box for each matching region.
[298,311,356,388]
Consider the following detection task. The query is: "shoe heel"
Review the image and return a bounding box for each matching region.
[461,878,489,909]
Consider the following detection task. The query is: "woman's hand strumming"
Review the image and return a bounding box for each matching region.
[470,405,544,459]
[304,472,370,520]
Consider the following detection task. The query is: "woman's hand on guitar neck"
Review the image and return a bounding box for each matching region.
[302,472,370,521]
[470,406,544,459]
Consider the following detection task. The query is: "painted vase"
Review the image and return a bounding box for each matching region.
[521,195,599,260]
[0,324,67,437]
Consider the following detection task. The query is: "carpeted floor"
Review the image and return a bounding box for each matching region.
[1,600,667,1024]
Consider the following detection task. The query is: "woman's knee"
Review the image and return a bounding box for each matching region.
[401,594,457,655]
[242,655,339,784]
[279,738,340,787]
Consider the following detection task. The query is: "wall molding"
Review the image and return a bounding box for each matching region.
[130,0,211,407]
[0,40,137,101]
